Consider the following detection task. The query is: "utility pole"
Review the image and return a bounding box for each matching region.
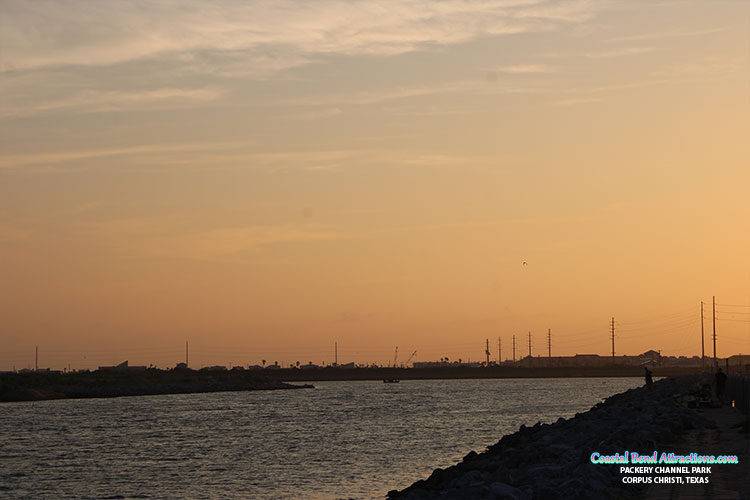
[498,337,501,364]
[335,342,338,367]
[527,332,532,358]
[700,302,705,370]
[186,341,189,368]
[611,317,615,363]
[547,328,551,358]
[512,335,516,361]
[35,346,38,371]
[712,296,716,366]
[485,339,490,366]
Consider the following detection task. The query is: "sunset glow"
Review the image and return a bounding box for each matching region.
[1,0,748,370]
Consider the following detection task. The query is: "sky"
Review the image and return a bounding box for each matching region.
[1,0,749,371]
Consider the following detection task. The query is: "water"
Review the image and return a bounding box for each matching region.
[0,377,643,499]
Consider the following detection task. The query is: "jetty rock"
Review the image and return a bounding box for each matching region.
[387,376,715,500]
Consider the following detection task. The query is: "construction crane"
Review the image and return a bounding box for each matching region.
[404,350,417,367]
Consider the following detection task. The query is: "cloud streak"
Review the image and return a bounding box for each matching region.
[1,87,221,117]
[585,46,655,58]
[0,142,244,169]
[1,0,599,72]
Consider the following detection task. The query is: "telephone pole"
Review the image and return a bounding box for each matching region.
[186,341,189,368]
[35,346,38,371]
[485,339,490,366]
[700,302,705,370]
[527,332,532,358]
[498,337,501,364]
[512,335,516,361]
[611,317,615,363]
[712,296,716,366]
[335,342,338,367]
[547,328,551,358]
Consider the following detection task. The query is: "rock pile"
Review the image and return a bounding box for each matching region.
[387,376,715,500]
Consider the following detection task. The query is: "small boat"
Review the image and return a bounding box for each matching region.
[383,378,400,383]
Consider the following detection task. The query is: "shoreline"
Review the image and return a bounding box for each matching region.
[262,365,701,382]
[0,370,313,403]
[386,375,737,500]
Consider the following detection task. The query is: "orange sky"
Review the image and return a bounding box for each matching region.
[1,0,749,370]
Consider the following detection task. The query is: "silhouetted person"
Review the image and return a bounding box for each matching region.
[644,367,653,390]
[714,367,727,405]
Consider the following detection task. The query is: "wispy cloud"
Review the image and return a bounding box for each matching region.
[88,219,348,262]
[1,0,600,72]
[1,87,221,117]
[608,27,729,43]
[649,56,745,79]
[585,46,655,58]
[0,142,243,169]
[493,64,558,74]
[177,225,346,260]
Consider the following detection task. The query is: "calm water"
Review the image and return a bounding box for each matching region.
[0,377,642,499]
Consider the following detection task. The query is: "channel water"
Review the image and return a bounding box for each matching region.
[0,377,643,499]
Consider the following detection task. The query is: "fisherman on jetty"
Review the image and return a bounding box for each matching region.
[644,366,653,390]
[714,367,727,405]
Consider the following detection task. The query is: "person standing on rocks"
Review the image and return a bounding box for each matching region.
[714,367,727,405]
[644,367,653,390]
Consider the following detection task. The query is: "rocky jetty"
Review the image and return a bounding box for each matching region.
[387,376,715,500]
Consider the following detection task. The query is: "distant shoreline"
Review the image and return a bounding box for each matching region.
[0,365,707,403]
[0,370,313,403]
[260,365,702,382]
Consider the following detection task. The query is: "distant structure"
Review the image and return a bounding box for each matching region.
[413,360,482,368]
[97,360,148,372]
[515,350,664,368]
[201,365,227,372]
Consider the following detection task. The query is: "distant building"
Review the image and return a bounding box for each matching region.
[201,365,227,372]
[413,361,482,368]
